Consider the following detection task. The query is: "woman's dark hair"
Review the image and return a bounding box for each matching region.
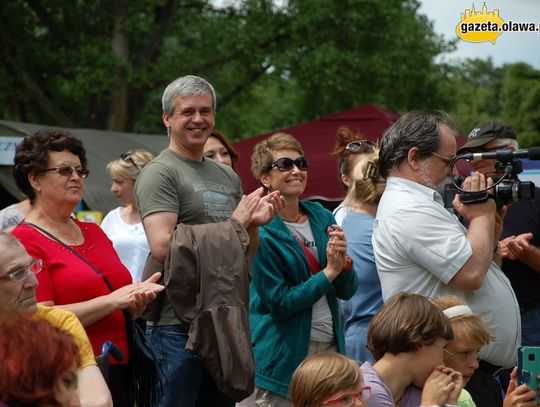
[13,129,87,203]
[208,130,240,172]
[0,313,80,406]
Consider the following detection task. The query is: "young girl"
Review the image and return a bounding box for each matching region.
[362,292,462,407]
[290,352,370,407]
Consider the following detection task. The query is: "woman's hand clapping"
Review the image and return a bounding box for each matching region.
[323,225,348,282]
[107,272,164,317]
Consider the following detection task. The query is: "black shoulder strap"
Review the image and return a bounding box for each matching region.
[23,221,115,293]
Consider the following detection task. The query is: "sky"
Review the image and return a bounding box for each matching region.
[418,0,540,68]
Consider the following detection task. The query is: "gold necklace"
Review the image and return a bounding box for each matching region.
[281,211,304,223]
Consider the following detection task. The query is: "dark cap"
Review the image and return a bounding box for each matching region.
[457,120,517,154]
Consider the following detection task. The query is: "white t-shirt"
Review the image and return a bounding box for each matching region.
[285,219,334,343]
[100,207,149,282]
[332,203,351,226]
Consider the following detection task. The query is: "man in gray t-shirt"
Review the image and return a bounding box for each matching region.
[135,75,282,407]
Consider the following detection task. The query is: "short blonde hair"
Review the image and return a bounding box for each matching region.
[106,149,154,182]
[432,295,493,349]
[250,132,304,179]
[343,150,386,206]
[290,352,363,407]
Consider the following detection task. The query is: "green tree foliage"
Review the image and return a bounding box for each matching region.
[13,0,538,143]
[445,59,540,147]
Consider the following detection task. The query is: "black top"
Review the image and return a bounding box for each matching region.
[500,185,540,310]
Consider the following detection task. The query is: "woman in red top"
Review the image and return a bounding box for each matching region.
[12,129,163,407]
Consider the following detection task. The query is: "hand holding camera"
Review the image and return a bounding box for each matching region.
[453,172,497,222]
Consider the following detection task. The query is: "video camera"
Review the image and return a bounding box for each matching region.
[443,147,539,208]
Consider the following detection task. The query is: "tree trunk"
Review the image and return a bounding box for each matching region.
[106,2,129,132]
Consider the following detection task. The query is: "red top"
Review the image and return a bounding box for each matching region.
[13,220,132,362]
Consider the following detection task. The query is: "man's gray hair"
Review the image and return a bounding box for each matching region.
[0,232,23,259]
[379,111,456,178]
[162,75,217,115]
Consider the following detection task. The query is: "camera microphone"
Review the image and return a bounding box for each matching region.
[461,147,540,161]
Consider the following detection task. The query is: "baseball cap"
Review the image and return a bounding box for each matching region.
[457,120,517,154]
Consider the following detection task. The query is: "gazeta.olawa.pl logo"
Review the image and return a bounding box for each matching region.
[456,2,540,44]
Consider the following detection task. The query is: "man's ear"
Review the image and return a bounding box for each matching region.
[162,111,171,129]
[407,147,423,170]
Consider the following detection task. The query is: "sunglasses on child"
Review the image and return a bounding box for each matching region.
[269,157,309,172]
[345,140,376,154]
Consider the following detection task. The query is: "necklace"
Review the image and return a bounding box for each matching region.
[281,211,304,223]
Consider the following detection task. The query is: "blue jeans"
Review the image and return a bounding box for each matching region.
[147,324,234,407]
[521,304,540,346]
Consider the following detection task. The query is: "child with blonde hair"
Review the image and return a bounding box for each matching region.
[290,352,369,407]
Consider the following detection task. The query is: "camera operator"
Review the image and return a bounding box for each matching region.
[373,111,520,407]
[458,121,540,350]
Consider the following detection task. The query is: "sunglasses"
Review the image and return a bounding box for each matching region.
[40,166,89,178]
[120,152,141,170]
[269,157,309,172]
[345,140,376,154]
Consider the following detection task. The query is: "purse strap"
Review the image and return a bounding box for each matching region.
[287,227,320,274]
[23,221,115,293]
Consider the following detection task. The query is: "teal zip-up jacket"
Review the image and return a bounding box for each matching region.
[250,200,358,397]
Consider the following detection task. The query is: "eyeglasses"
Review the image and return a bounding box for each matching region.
[269,157,309,172]
[434,343,456,358]
[0,259,42,283]
[40,166,89,178]
[345,140,376,155]
[430,151,456,165]
[322,386,371,406]
[120,152,141,170]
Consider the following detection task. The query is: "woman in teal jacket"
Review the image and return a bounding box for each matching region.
[249,132,358,405]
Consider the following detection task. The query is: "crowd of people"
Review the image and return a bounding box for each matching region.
[0,74,539,407]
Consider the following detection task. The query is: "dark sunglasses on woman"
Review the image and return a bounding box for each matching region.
[40,166,90,178]
[270,156,309,172]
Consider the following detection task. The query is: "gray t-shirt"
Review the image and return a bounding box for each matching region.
[135,148,243,324]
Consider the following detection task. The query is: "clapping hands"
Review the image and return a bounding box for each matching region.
[108,272,164,318]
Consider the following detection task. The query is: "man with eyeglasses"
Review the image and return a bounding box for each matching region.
[0,232,112,407]
[134,75,283,407]
[372,111,520,407]
[457,121,540,346]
